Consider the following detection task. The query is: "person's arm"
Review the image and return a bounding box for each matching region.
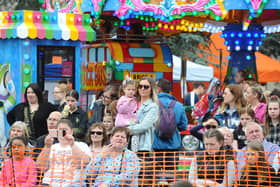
[36,135,53,172]
[117,96,133,114]
[190,124,204,141]
[6,104,19,125]
[128,104,159,134]
[71,142,91,168]
[111,152,140,186]
[176,102,187,131]
[221,160,237,187]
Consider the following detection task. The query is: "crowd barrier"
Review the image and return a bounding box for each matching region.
[0,148,279,186]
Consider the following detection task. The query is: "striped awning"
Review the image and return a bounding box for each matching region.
[0,10,95,41]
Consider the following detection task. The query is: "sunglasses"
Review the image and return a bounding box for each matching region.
[90,131,103,135]
[205,125,217,130]
[138,84,150,89]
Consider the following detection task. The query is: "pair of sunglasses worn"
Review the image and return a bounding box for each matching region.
[138,84,150,89]
[90,131,103,135]
[205,125,217,130]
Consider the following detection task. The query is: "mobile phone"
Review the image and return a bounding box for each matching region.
[49,129,58,138]
[62,129,66,137]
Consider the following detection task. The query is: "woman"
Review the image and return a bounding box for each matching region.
[188,129,236,186]
[36,119,91,187]
[245,85,266,124]
[0,121,34,170]
[85,126,140,187]
[61,89,88,141]
[215,84,246,130]
[86,123,108,153]
[53,82,69,112]
[239,141,278,186]
[88,84,119,124]
[7,83,56,140]
[190,115,221,141]
[127,77,159,153]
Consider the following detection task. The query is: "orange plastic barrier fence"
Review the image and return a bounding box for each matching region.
[0,148,279,186]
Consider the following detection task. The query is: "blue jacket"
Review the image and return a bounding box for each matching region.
[152,93,187,150]
[128,98,159,152]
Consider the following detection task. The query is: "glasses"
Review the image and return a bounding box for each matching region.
[53,91,63,94]
[90,131,103,135]
[205,125,217,130]
[47,118,59,122]
[138,84,150,89]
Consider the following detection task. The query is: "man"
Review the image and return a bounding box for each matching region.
[184,81,205,106]
[236,121,280,170]
[35,111,62,153]
[153,78,187,173]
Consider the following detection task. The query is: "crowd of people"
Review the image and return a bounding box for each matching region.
[0,75,279,186]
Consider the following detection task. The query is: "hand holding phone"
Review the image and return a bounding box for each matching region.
[49,129,58,138]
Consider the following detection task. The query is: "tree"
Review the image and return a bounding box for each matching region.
[260,33,280,61]
[0,0,40,11]
[164,33,211,65]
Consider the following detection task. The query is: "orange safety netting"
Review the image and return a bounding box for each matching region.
[0,148,279,186]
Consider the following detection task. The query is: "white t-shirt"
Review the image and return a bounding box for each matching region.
[42,142,91,187]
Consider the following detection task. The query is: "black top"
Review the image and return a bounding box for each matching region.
[233,126,247,149]
[88,100,105,125]
[239,165,279,186]
[67,106,88,141]
[7,102,56,140]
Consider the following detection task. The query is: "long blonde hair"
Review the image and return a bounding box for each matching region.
[240,141,271,185]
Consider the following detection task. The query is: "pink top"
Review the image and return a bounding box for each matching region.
[115,96,138,127]
[0,157,37,187]
[255,102,267,124]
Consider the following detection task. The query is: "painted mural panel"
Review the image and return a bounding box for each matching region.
[0,63,16,146]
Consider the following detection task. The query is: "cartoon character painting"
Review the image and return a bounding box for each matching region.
[0,63,16,147]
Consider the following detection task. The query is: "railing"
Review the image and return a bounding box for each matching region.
[0,148,279,186]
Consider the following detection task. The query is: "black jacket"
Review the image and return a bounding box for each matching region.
[7,102,56,140]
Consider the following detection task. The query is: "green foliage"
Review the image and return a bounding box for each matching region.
[259,33,280,60]
[164,33,211,65]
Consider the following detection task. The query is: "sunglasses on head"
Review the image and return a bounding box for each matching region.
[138,84,150,89]
[205,125,217,130]
[90,131,103,135]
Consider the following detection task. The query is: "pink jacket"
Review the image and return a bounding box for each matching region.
[0,157,37,187]
[115,96,138,127]
[255,102,267,124]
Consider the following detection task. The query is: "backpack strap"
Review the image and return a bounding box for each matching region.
[169,100,176,108]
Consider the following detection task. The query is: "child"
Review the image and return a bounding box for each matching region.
[233,107,255,149]
[264,96,280,146]
[0,136,37,187]
[115,80,138,127]
[239,141,278,186]
[115,80,139,152]
[103,113,114,138]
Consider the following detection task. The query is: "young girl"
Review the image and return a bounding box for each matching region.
[115,80,139,152]
[103,113,114,138]
[233,107,255,149]
[264,96,280,146]
[0,136,37,186]
[239,141,278,186]
[115,80,138,127]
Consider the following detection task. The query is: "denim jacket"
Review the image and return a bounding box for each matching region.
[215,107,240,130]
[128,98,159,152]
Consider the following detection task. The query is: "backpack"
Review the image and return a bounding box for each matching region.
[157,100,177,140]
